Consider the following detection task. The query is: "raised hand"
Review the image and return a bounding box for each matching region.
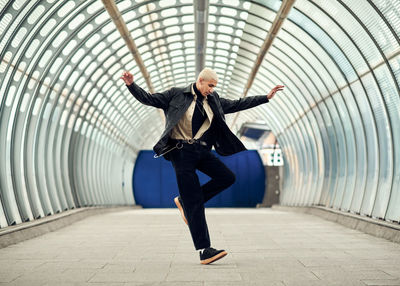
[267,85,284,100]
[120,71,134,85]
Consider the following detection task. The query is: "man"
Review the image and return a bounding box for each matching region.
[121,68,283,264]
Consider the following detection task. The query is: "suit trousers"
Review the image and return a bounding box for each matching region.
[170,143,236,250]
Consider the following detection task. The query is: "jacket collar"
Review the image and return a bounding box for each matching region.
[184,83,216,104]
[206,92,218,113]
[183,83,192,95]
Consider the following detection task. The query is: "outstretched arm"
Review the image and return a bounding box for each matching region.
[220,85,284,114]
[121,71,170,110]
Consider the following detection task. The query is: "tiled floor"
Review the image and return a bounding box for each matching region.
[1,208,399,286]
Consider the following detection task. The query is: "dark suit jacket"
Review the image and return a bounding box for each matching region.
[127,82,269,158]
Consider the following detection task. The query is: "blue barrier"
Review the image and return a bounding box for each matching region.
[132,150,265,208]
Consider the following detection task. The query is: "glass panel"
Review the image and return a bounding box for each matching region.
[367,66,396,219]
[325,96,347,209]
[335,87,358,212]
[348,79,379,215]
[288,5,358,82]
[344,1,398,59]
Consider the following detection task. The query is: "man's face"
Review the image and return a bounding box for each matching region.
[197,78,217,97]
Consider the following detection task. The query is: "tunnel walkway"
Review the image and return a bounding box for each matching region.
[1,208,400,286]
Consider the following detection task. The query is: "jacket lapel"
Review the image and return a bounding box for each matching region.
[166,84,193,130]
[207,94,219,115]
[207,93,225,122]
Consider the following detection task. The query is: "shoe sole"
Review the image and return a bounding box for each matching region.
[200,251,228,265]
[174,197,188,225]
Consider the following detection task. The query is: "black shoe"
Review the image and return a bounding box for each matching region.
[199,247,228,265]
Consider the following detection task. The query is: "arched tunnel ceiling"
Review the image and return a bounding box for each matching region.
[0,0,399,154]
[1,0,400,224]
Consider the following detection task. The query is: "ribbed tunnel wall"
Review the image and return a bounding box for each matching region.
[273,1,400,221]
[0,0,399,228]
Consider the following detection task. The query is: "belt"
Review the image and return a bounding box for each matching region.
[154,139,208,158]
[171,139,208,146]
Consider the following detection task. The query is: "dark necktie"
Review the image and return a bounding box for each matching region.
[192,96,206,137]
